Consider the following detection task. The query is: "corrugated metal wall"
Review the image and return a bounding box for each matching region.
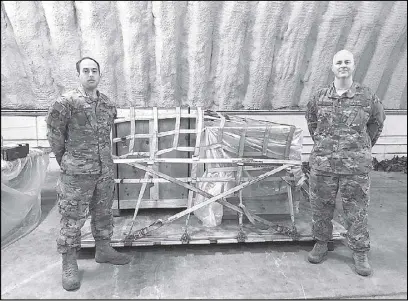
[1,1,407,110]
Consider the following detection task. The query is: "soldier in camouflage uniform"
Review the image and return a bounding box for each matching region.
[305,50,386,276]
[46,57,130,291]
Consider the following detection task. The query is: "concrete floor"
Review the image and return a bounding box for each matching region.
[1,158,407,299]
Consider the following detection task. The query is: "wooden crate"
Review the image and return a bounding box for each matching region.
[112,107,194,211]
[81,107,346,247]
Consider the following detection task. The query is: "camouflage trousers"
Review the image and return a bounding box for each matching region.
[309,169,370,252]
[56,171,115,254]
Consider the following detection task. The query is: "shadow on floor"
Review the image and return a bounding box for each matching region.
[40,190,58,224]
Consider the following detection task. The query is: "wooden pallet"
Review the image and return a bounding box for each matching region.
[80,202,346,247]
[81,107,346,248]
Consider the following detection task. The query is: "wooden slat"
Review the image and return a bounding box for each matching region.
[286,181,295,225]
[284,126,296,159]
[114,176,293,184]
[155,146,195,156]
[117,152,149,158]
[173,107,181,149]
[112,198,188,209]
[207,126,294,130]
[207,166,290,173]
[155,148,175,156]
[114,157,302,165]
[115,109,197,123]
[36,116,47,139]
[112,122,121,212]
[175,147,196,152]
[128,106,136,154]
[150,107,159,201]
[217,113,226,144]
[157,129,196,137]
[112,129,198,143]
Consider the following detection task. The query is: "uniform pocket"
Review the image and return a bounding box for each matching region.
[58,197,79,219]
[76,112,88,126]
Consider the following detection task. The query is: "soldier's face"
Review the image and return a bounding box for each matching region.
[78,59,100,90]
[332,52,355,79]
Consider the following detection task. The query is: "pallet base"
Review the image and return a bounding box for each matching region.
[80,203,346,248]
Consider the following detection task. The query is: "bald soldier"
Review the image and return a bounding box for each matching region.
[46,57,131,291]
[305,50,386,276]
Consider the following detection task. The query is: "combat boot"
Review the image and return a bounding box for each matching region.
[308,241,328,264]
[95,240,131,265]
[353,251,372,276]
[62,248,80,291]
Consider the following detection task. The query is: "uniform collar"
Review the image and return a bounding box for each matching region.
[328,81,359,99]
[77,85,101,103]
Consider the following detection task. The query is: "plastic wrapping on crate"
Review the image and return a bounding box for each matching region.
[1,148,49,249]
[194,114,303,227]
[203,113,303,160]
[193,143,235,227]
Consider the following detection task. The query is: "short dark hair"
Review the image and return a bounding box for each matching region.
[76,57,100,74]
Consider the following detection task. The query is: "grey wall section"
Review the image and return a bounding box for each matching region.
[1,1,407,110]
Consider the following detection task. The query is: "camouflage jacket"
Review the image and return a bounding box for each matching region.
[305,82,386,175]
[46,86,117,175]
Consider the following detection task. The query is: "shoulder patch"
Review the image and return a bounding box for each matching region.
[50,97,71,118]
[50,110,60,119]
[53,100,66,112]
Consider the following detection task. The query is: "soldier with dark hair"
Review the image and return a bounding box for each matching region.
[46,57,131,291]
[305,50,386,276]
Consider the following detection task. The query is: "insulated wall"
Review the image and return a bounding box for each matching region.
[1,1,407,110]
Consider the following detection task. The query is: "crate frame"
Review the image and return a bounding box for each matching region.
[80,107,346,247]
